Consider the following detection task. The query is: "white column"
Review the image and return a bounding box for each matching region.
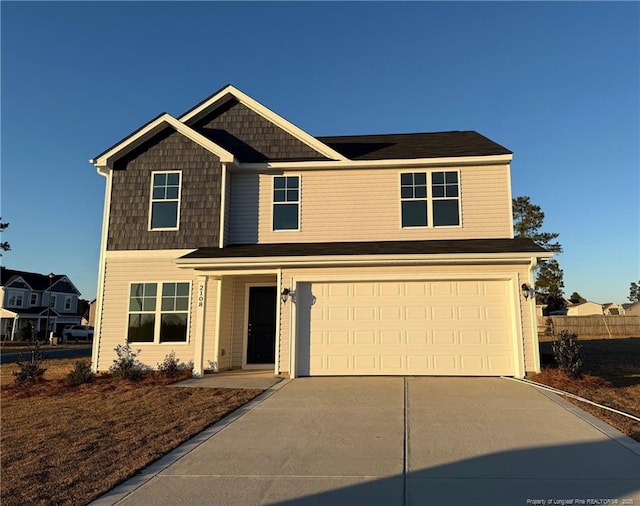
[192,276,207,377]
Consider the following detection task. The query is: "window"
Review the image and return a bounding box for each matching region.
[30,293,38,306]
[273,176,299,230]
[150,172,181,230]
[8,292,24,307]
[401,172,428,227]
[431,171,460,226]
[50,295,57,308]
[400,171,460,228]
[64,296,72,310]
[128,282,190,343]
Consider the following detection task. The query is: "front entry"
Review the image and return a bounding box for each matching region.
[246,286,277,364]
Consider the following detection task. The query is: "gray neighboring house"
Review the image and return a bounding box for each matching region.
[0,267,82,340]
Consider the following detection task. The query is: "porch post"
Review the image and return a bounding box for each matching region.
[10,317,18,341]
[192,276,207,377]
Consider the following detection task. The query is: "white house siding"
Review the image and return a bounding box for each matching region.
[278,262,537,376]
[95,251,197,372]
[228,165,512,245]
[212,276,233,371]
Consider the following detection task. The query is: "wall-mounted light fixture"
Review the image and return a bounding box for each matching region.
[281,288,291,303]
[521,283,534,300]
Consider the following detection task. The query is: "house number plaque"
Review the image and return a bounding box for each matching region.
[198,282,205,308]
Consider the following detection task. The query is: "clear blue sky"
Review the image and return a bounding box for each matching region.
[2,1,638,304]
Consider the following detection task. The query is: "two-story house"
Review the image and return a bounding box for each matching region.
[89,85,551,378]
[0,267,82,340]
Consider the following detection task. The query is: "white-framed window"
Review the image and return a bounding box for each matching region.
[400,170,460,228]
[64,296,72,310]
[431,171,460,226]
[50,295,57,308]
[30,293,38,306]
[149,171,181,230]
[8,292,24,307]
[127,282,191,344]
[272,175,300,231]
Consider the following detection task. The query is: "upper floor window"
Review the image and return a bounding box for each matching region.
[150,171,181,230]
[8,292,24,307]
[273,176,299,231]
[431,171,460,226]
[400,171,460,228]
[400,172,428,227]
[50,295,57,308]
[64,296,72,310]
[30,293,38,306]
[128,282,190,344]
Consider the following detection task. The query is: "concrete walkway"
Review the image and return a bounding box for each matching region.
[92,377,640,506]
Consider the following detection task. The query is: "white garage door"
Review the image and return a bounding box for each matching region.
[300,280,516,376]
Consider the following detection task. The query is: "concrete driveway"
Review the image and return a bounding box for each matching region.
[92,377,640,506]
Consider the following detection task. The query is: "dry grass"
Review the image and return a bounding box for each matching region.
[1,358,262,506]
[530,337,640,442]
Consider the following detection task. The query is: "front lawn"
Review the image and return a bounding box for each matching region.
[529,337,640,442]
[1,358,262,506]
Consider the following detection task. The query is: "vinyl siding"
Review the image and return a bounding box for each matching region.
[279,262,537,374]
[95,251,198,372]
[215,276,234,370]
[228,165,512,244]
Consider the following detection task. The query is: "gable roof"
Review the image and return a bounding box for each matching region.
[91,113,236,168]
[179,84,348,161]
[92,84,513,169]
[1,267,80,294]
[317,131,512,160]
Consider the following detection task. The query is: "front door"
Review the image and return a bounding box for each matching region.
[246,286,277,364]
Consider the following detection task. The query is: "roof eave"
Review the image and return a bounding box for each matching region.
[175,250,552,270]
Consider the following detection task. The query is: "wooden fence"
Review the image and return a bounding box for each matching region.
[537,315,640,337]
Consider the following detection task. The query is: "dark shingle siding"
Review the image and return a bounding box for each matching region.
[182,238,548,260]
[190,99,330,162]
[108,127,222,250]
[317,131,512,160]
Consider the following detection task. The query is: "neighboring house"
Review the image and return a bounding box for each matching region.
[0,267,82,340]
[602,303,625,316]
[622,302,640,316]
[565,301,604,316]
[89,84,552,378]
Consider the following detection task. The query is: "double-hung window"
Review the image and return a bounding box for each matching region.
[400,173,428,227]
[64,296,72,310]
[128,282,190,344]
[400,171,460,227]
[150,171,181,230]
[8,292,24,307]
[431,171,460,226]
[30,293,38,306]
[273,176,299,230]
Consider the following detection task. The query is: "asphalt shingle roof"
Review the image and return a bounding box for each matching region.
[181,238,547,260]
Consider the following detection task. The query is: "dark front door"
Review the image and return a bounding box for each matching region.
[246,286,277,364]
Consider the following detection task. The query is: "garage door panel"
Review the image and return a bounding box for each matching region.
[302,280,516,376]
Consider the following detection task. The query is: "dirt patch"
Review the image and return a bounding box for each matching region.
[1,360,262,506]
[531,337,640,441]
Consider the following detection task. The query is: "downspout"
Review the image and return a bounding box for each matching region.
[90,166,112,373]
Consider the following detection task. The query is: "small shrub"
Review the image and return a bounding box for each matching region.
[551,330,583,378]
[110,344,145,381]
[13,349,47,385]
[157,351,180,377]
[65,360,94,386]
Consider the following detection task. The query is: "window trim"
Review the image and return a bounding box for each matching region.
[30,293,38,306]
[50,294,57,308]
[148,170,182,231]
[8,292,24,307]
[126,281,192,345]
[64,296,72,310]
[272,174,301,232]
[399,170,462,229]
